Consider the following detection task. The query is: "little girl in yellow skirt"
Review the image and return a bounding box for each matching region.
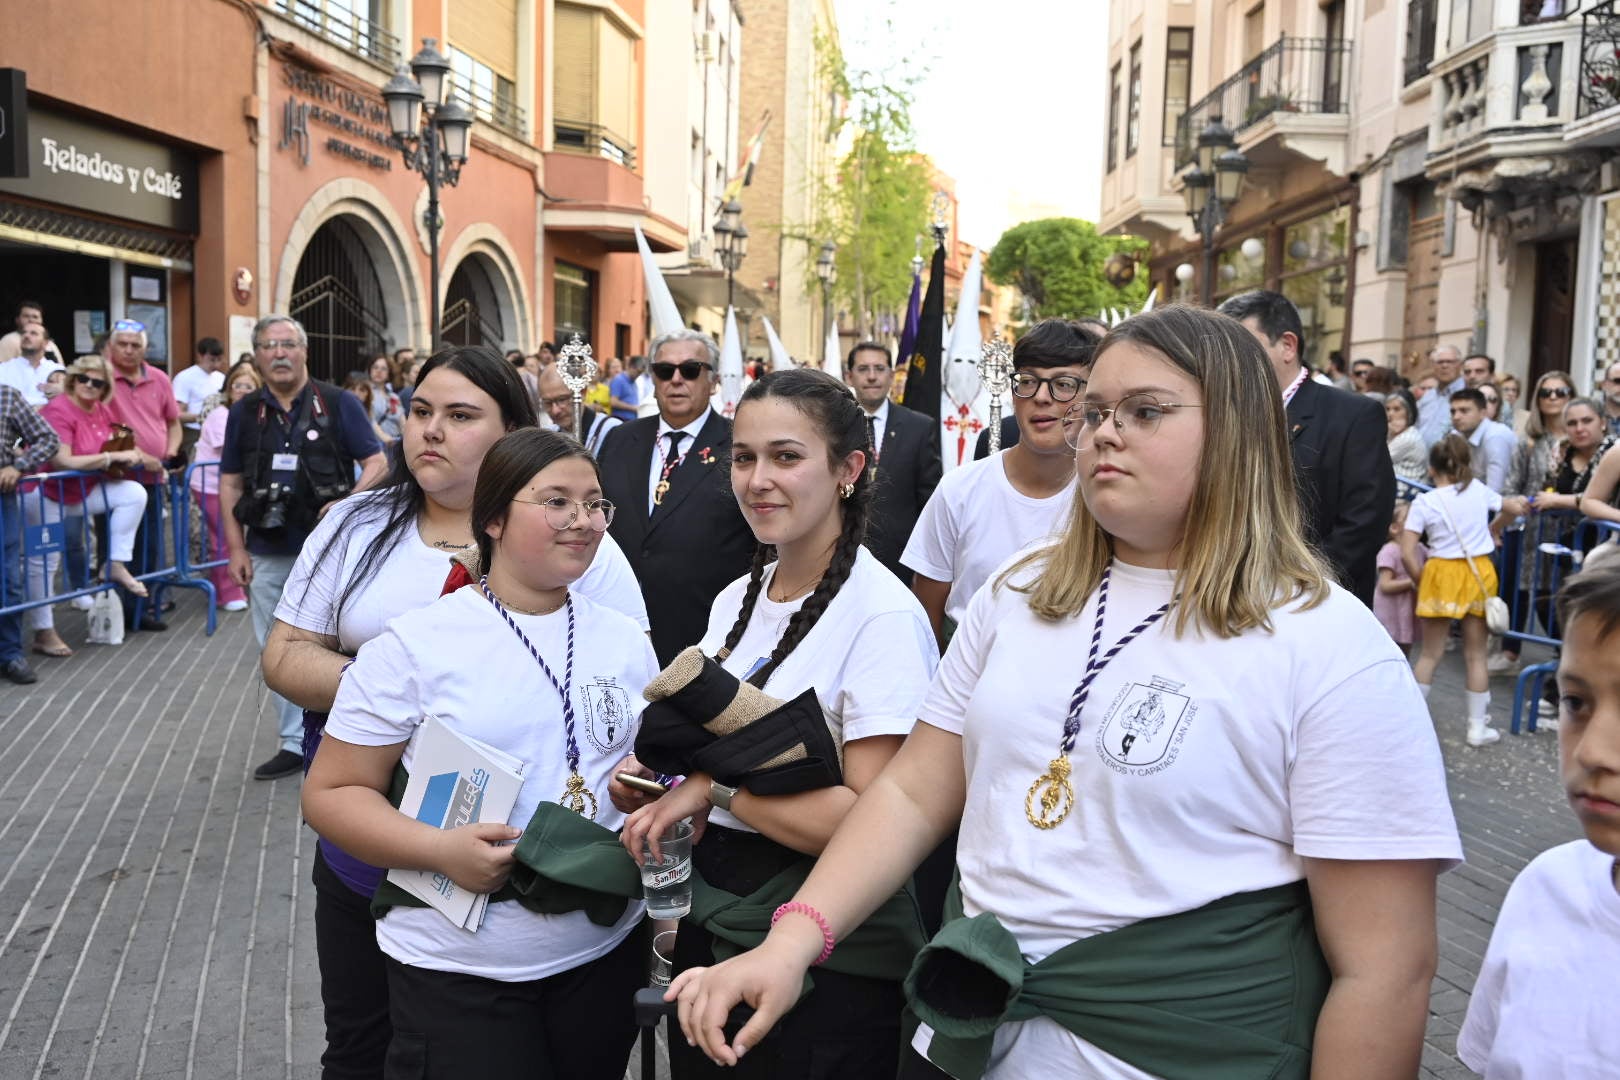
[1401,433,1509,747]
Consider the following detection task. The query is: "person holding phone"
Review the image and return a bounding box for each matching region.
[619,368,937,1079]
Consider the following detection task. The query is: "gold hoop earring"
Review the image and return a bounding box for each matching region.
[839,482,855,500]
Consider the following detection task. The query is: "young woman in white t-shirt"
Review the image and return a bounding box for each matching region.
[664,305,1461,1080]
[618,367,938,1079]
[1401,432,1508,747]
[264,346,647,1078]
[303,428,658,1079]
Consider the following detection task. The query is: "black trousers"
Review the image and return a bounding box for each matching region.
[668,825,904,1080]
[383,918,646,1080]
[312,846,392,1080]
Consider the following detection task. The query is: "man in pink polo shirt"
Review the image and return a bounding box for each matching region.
[105,319,182,631]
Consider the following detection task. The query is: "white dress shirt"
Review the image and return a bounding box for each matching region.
[647,407,715,513]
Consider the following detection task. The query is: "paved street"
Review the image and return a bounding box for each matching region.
[0,590,1581,1079]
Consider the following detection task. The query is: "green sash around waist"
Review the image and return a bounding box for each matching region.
[904,877,1330,1080]
[371,791,924,984]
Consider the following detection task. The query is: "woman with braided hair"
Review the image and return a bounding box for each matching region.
[620,367,938,1079]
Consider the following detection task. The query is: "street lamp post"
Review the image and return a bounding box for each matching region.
[1180,118,1250,307]
[815,241,837,361]
[382,39,473,350]
[713,199,748,310]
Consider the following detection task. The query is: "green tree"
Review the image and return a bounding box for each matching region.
[805,26,933,340]
[986,218,1150,324]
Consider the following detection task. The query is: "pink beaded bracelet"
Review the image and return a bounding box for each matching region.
[771,901,835,966]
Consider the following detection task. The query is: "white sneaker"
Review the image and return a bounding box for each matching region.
[1466,720,1502,747]
[222,599,249,612]
[1486,652,1520,675]
[70,595,94,612]
[1536,699,1559,731]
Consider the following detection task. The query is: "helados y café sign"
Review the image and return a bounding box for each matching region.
[0,106,197,232]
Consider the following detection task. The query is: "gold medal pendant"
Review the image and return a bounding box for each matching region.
[653,480,670,505]
[1025,755,1075,829]
[560,772,599,818]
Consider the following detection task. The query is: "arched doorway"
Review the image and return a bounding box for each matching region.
[442,255,506,348]
[290,215,389,384]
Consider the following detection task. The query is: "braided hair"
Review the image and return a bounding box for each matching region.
[717,368,873,688]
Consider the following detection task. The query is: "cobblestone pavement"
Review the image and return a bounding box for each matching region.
[0,592,1580,1078]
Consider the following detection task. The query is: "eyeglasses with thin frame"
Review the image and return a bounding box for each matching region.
[651,360,712,381]
[539,393,574,409]
[1009,372,1085,402]
[1062,394,1203,450]
[511,495,616,532]
[255,338,302,352]
[74,373,108,389]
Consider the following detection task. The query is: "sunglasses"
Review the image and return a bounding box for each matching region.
[651,361,712,381]
[1538,386,1572,400]
[74,374,108,389]
[112,318,146,334]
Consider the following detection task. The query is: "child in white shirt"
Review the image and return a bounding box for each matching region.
[1457,561,1620,1077]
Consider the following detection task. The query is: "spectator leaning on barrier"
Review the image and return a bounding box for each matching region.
[191,360,261,614]
[172,337,227,459]
[219,315,386,781]
[0,384,61,684]
[24,356,152,660]
[103,318,182,633]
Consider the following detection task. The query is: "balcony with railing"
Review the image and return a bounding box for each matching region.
[274,0,399,67]
[552,121,637,170]
[1174,35,1353,175]
[1426,13,1588,165]
[457,83,527,141]
[1567,0,1620,145]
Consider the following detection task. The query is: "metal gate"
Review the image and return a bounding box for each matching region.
[290,216,389,384]
[441,257,504,348]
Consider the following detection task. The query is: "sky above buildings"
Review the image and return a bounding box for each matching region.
[833,0,1110,250]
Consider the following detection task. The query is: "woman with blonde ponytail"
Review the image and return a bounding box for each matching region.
[664,306,1461,1080]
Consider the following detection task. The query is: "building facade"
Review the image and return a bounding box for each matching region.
[1099,0,1620,390]
[0,0,689,382]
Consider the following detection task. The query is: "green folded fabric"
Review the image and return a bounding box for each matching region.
[904,877,1329,1080]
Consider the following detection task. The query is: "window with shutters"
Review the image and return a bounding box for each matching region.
[1162,29,1193,147]
[1107,62,1121,172]
[449,46,524,138]
[1126,40,1142,158]
[553,2,639,168]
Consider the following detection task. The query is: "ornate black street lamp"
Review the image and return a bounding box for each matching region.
[1180,118,1249,307]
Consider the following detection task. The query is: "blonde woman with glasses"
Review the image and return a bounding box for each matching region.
[665,306,1461,1080]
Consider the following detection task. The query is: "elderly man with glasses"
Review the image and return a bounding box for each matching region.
[218,315,386,780]
[596,328,753,665]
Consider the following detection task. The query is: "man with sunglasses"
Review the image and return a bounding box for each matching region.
[903,318,1097,651]
[1221,290,1393,607]
[597,328,752,664]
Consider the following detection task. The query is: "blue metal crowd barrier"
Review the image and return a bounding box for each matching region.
[0,461,228,637]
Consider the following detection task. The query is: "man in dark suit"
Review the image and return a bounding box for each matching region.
[1219,291,1393,607]
[846,342,942,581]
[597,329,754,665]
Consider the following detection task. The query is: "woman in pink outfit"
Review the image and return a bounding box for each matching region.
[190,359,259,610]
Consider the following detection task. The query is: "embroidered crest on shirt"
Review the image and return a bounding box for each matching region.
[581,676,634,754]
[1095,676,1195,774]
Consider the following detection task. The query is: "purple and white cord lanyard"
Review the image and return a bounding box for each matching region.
[479,578,599,819]
[1025,565,1170,829]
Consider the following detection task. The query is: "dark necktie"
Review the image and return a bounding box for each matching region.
[653,431,686,510]
[865,414,878,477]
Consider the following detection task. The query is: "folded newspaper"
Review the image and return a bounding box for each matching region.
[387,715,526,932]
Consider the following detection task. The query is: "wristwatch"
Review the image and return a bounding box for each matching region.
[708,779,739,811]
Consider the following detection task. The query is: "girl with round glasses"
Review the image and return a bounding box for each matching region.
[266,346,648,1078]
[304,428,659,1078]
[664,306,1460,1080]
[620,368,937,1079]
